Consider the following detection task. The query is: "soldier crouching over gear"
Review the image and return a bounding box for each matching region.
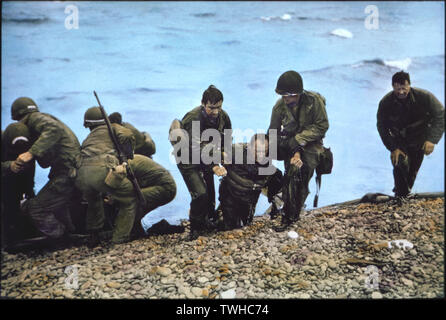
[219,134,283,231]
[104,154,177,239]
[75,106,137,247]
[10,97,81,240]
[268,71,329,232]
[377,71,444,202]
[1,122,39,247]
[109,112,156,158]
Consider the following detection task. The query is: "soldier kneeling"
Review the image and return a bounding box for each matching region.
[219,134,282,230]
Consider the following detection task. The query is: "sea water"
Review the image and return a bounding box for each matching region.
[2,1,444,228]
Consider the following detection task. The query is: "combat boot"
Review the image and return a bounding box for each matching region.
[87,230,101,248]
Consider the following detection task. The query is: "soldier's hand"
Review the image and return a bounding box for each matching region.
[222,151,231,164]
[16,151,34,165]
[391,149,407,166]
[10,160,24,173]
[290,151,303,168]
[213,165,227,177]
[114,163,127,175]
[422,141,435,155]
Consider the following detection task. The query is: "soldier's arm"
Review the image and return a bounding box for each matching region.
[425,92,445,144]
[268,101,282,133]
[376,99,399,152]
[25,113,62,159]
[112,123,136,154]
[292,97,329,147]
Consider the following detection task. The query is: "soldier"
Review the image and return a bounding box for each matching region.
[105,154,178,238]
[377,71,444,202]
[219,134,283,230]
[1,122,38,247]
[268,71,329,232]
[175,85,232,239]
[109,112,156,158]
[10,97,81,240]
[75,106,137,246]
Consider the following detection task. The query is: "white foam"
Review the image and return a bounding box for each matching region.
[330,28,353,39]
[384,57,412,70]
[280,14,292,21]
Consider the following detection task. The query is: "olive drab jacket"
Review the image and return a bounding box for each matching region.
[377,87,445,151]
[223,143,282,203]
[20,112,81,176]
[268,90,329,161]
[121,122,156,157]
[80,123,135,167]
[178,106,232,171]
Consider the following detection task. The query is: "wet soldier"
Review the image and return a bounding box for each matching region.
[1,122,38,247]
[219,134,283,230]
[174,85,232,239]
[109,112,156,158]
[377,71,444,202]
[268,71,329,231]
[75,106,137,246]
[11,97,81,240]
[104,154,178,238]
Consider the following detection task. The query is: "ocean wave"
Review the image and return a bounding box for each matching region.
[302,57,419,75]
[353,58,412,70]
[330,28,353,39]
[221,40,241,46]
[260,13,292,21]
[192,13,216,18]
[3,16,50,24]
[260,15,365,23]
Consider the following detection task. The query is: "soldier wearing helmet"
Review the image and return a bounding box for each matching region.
[75,106,137,246]
[268,71,329,231]
[109,112,156,158]
[1,122,39,248]
[10,97,81,240]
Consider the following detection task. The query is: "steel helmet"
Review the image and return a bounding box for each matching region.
[275,71,303,95]
[11,97,39,120]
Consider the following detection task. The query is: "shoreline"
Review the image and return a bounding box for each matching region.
[1,194,444,299]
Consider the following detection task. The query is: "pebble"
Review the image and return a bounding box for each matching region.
[371,292,383,299]
[156,267,172,277]
[1,197,443,299]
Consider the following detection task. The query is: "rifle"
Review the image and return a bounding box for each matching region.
[93,91,146,206]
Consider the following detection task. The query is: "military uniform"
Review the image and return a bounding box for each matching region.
[1,123,38,245]
[12,99,82,239]
[124,154,176,236]
[177,106,232,233]
[377,87,444,197]
[268,90,329,224]
[219,143,282,230]
[121,122,156,158]
[75,122,137,244]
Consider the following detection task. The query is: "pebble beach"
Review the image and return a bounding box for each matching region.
[1,196,444,299]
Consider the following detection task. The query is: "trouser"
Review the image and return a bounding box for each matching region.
[219,179,258,230]
[21,173,75,238]
[178,166,215,231]
[392,146,425,197]
[131,181,177,235]
[75,165,138,244]
[282,149,319,223]
[1,180,39,245]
